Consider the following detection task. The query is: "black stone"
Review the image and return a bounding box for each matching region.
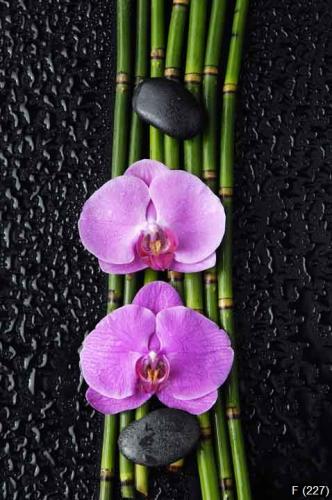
[118,408,200,467]
[133,78,204,139]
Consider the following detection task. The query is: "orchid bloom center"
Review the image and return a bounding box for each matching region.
[136,351,170,393]
[136,223,177,270]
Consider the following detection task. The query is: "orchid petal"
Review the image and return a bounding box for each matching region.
[125,159,168,186]
[150,170,225,264]
[80,305,155,399]
[158,389,218,415]
[99,257,147,274]
[133,281,183,314]
[171,253,216,272]
[156,307,233,400]
[86,388,150,414]
[78,175,150,264]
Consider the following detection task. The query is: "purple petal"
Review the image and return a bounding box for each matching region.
[158,389,218,415]
[133,281,183,314]
[78,175,150,264]
[171,253,216,272]
[150,170,225,264]
[86,388,150,415]
[125,159,168,186]
[99,257,147,274]
[80,305,155,399]
[156,307,233,400]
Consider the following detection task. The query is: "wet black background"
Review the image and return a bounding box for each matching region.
[1,0,331,499]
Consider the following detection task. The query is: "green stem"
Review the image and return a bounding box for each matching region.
[119,412,135,498]
[100,2,131,498]
[184,0,207,177]
[204,268,234,500]
[184,3,219,498]
[99,415,117,500]
[112,0,131,178]
[135,403,149,497]
[203,0,227,193]
[219,1,252,500]
[201,2,234,498]
[129,0,149,164]
[164,0,190,169]
[197,412,221,500]
[167,271,184,301]
[150,0,165,161]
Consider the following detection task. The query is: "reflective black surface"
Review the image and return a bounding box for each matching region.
[1,1,331,499]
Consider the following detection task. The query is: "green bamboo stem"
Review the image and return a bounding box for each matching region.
[204,268,234,500]
[219,1,251,499]
[112,0,131,178]
[197,411,221,500]
[202,2,234,498]
[100,2,131,498]
[129,0,148,165]
[134,403,149,497]
[164,0,190,169]
[119,411,135,498]
[203,0,227,193]
[99,415,117,500]
[184,2,220,498]
[167,271,184,301]
[184,0,207,178]
[150,0,165,161]
[99,276,124,500]
[118,274,139,499]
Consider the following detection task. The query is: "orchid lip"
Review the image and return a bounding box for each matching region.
[136,351,170,393]
[136,223,178,271]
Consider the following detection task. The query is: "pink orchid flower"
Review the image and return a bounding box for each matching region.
[78,160,225,274]
[80,282,233,415]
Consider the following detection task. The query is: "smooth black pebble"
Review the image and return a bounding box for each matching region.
[133,77,204,140]
[118,408,200,467]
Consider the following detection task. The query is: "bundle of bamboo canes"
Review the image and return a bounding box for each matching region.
[98,1,251,499]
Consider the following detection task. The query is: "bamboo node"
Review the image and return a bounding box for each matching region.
[203,65,219,76]
[219,187,233,197]
[200,426,212,439]
[116,72,130,84]
[226,406,241,419]
[221,477,234,491]
[173,0,189,5]
[223,83,237,93]
[184,72,202,84]
[168,271,183,281]
[204,272,217,284]
[100,468,114,481]
[203,170,217,180]
[108,289,122,305]
[165,67,181,79]
[218,298,234,309]
[120,478,135,486]
[151,48,165,60]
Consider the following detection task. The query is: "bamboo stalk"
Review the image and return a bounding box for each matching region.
[112,0,131,178]
[203,0,227,193]
[150,0,165,161]
[204,271,234,500]
[134,403,149,497]
[219,1,252,499]
[129,0,149,165]
[99,415,117,500]
[99,2,131,499]
[164,0,190,169]
[202,2,235,498]
[118,275,139,499]
[183,2,220,498]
